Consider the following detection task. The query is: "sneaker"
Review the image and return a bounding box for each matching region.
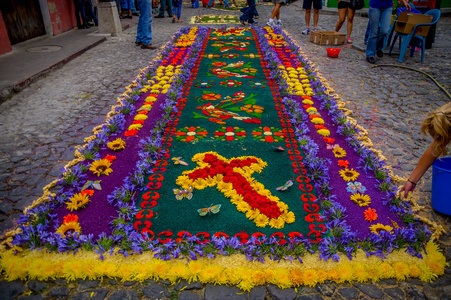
[312,28,319,31]
[276,20,282,27]
[366,56,376,64]
[266,21,275,27]
[302,28,310,35]
[376,50,384,58]
[240,19,246,26]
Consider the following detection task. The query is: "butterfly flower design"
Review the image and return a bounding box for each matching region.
[346,181,366,194]
[276,180,293,191]
[81,180,102,191]
[172,157,188,166]
[173,186,194,200]
[198,204,221,216]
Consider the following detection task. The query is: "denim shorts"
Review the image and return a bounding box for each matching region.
[303,0,322,10]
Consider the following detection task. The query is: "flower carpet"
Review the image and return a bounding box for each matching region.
[190,14,239,24]
[0,26,447,290]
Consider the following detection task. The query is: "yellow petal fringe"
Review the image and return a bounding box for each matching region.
[0,242,447,291]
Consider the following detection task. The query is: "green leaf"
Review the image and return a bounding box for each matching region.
[193,112,207,119]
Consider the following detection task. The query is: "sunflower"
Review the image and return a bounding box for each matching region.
[350,193,371,206]
[369,223,393,235]
[89,159,113,177]
[330,147,346,159]
[254,214,269,227]
[55,221,81,238]
[364,207,378,221]
[66,193,90,211]
[107,138,126,151]
[339,168,360,182]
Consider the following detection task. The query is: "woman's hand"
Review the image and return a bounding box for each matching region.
[400,180,416,198]
[401,0,411,11]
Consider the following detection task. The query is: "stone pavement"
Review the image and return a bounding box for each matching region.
[0,2,450,299]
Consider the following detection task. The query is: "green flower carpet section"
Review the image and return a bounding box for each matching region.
[134,27,325,243]
[1,26,447,290]
[191,14,239,24]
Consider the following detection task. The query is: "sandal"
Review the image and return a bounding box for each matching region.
[177,19,182,23]
[347,38,353,44]
[172,18,176,23]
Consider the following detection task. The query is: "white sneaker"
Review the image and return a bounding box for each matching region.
[266,21,275,27]
[302,28,310,35]
[276,20,282,27]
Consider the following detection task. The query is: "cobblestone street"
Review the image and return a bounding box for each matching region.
[0,1,450,299]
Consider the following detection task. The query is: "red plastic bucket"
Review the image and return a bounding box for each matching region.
[326,48,341,58]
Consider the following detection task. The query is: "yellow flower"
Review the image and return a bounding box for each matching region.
[55,221,81,238]
[337,264,354,283]
[246,209,260,220]
[339,168,360,181]
[302,99,313,105]
[236,201,251,212]
[317,129,330,137]
[409,265,421,278]
[353,263,369,282]
[205,176,216,187]
[254,214,269,227]
[426,260,445,276]
[306,107,317,113]
[128,124,142,130]
[89,159,113,177]
[379,262,395,279]
[302,269,318,287]
[392,261,410,281]
[281,211,295,223]
[193,178,207,190]
[134,114,148,120]
[316,269,328,284]
[350,193,371,206]
[332,146,347,158]
[176,175,193,189]
[269,217,285,229]
[107,138,126,151]
[289,269,303,286]
[369,223,393,235]
[311,117,325,125]
[66,193,90,211]
[217,181,233,191]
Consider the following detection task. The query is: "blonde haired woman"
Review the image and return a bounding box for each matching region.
[335,0,356,44]
[401,103,451,198]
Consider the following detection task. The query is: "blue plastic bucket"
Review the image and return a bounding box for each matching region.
[431,157,451,215]
[192,0,199,8]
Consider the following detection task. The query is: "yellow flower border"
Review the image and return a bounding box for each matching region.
[1,242,447,291]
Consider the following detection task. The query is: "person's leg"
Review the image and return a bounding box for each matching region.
[305,9,311,29]
[270,3,281,19]
[313,9,319,29]
[364,19,370,44]
[366,7,381,58]
[73,0,83,28]
[376,7,391,51]
[172,2,176,21]
[157,0,165,16]
[167,0,172,17]
[139,0,155,47]
[335,8,346,32]
[346,9,355,40]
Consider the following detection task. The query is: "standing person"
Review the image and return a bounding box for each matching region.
[335,0,356,43]
[120,0,133,18]
[400,103,451,198]
[172,0,182,23]
[365,0,410,64]
[136,0,157,49]
[155,0,173,18]
[73,0,90,29]
[301,0,322,34]
[266,0,285,27]
[240,0,258,25]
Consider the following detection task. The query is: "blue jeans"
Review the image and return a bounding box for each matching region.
[240,0,256,23]
[158,0,173,16]
[136,0,152,45]
[366,6,391,57]
[173,1,182,18]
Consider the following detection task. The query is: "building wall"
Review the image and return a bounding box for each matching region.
[0,13,13,55]
[47,0,77,35]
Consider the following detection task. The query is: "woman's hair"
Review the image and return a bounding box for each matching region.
[421,102,451,157]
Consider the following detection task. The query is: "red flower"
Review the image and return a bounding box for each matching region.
[63,214,79,224]
[125,129,138,136]
[104,154,116,163]
[323,137,335,143]
[338,160,350,168]
[81,189,94,197]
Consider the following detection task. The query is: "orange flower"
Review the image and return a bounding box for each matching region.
[202,92,221,101]
[303,104,312,109]
[104,155,116,163]
[364,208,378,221]
[125,129,138,136]
[338,160,350,168]
[81,189,94,197]
[323,137,335,143]
[63,214,79,224]
[138,110,148,115]
[309,114,321,119]
[133,120,144,125]
[212,62,227,67]
[315,125,327,130]
[301,95,312,99]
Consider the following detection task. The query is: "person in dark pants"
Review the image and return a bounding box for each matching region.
[73,0,90,29]
[240,0,258,25]
[155,0,173,17]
